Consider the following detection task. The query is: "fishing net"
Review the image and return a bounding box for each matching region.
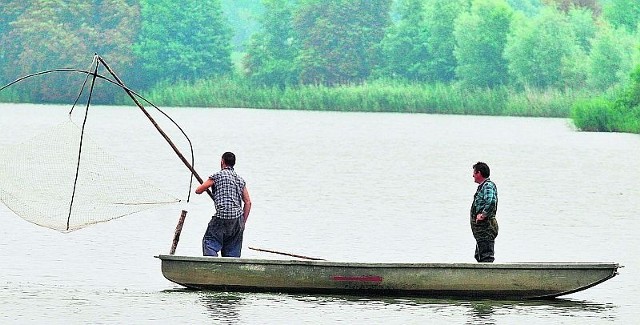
[0,119,180,232]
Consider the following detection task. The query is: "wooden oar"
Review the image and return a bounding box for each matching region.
[249,247,325,261]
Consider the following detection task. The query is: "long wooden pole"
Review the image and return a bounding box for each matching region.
[170,210,188,255]
[249,246,325,261]
[95,56,214,201]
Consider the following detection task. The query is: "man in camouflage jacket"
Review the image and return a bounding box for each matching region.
[470,162,499,262]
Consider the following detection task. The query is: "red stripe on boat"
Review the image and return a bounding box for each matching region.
[331,275,383,282]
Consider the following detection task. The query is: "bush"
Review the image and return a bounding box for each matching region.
[571,97,617,132]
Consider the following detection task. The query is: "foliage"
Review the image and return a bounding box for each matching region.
[572,63,640,133]
[378,0,469,83]
[377,0,430,81]
[507,0,542,16]
[602,0,640,32]
[619,64,640,108]
[0,2,28,73]
[0,86,23,102]
[571,97,617,131]
[0,0,139,103]
[133,0,233,87]
[567,7,597,52]
[504,7,583,89]
[454,0,514,88]
[294,0,392,85]
[542,0,601,16]
[243,0,299,87]
[0,0,639,135]
[421,0,470,83]
[587,23,626,90]
[614,65,640,133]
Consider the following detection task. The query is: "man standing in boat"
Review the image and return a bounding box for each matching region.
[470,162,498,262]
[196,152,252,257]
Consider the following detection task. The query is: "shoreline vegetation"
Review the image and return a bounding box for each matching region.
[1,1,638,135]
[2,76,638,134]
[141,78,584,117]
[138,77,639,134]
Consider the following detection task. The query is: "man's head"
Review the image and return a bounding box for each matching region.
[221,152,236,168]
[473,161,490,183]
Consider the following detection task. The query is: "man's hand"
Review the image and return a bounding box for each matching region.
[476,213,486,223]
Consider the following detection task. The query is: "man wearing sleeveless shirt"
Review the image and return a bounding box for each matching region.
[196,152,252,257]
[470,161,499,262]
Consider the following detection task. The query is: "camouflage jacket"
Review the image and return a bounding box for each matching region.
[470,178,498,222]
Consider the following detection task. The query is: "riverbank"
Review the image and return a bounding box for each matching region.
[142,77,640,134]
[3,76,638,134]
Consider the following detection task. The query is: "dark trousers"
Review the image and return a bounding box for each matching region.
[474,240,495,263]
[202,217,244,257]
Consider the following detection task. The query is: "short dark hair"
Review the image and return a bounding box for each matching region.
[473,161,490,178]
[222,152,236,167]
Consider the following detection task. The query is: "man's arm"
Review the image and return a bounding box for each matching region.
[195,178,214,194]
[242,186,252,223]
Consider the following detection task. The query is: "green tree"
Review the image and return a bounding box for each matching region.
[621,64,640,108]
[0,2,28,76]
[454,0,513,88]
[507,0,541,16]
[133,0,232,87]
[422,0,470,82]
[567,7,596,52]
[379,0,468,83]
[294,0,392,85]
[378,0,430,81]
[0,2,27,36]
[602,0,640,32]
[0,0,139,102]
[504,7,582,89]
[243,0,299,87]
[587,23,632,90]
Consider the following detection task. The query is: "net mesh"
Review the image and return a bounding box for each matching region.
[0,119,180,232]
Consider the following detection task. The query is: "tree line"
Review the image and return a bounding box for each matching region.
[0,0,639,132]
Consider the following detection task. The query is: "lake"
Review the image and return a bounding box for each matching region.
[1,103,638,324]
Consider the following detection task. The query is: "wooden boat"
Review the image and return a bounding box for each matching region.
[156,255,619,299]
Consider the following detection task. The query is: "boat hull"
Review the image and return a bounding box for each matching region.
[156,255,619,299]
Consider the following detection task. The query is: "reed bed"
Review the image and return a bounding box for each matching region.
[141,77,592,118]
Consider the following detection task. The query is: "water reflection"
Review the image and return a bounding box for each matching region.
[199,292,244,323]
[288,294,616,324]
[468,300,496,324]
[158,277,618,323]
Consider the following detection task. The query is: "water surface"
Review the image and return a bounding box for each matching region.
[1,104,638,324]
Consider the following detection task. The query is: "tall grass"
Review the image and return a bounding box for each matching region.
[140,77,592,118]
